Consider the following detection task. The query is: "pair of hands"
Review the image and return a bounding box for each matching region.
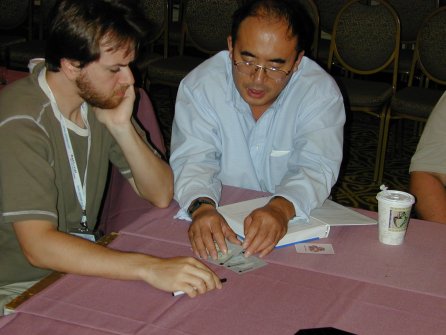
[188,198,292,260]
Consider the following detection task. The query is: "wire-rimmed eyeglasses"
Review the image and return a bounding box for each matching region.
[233,60,292,81]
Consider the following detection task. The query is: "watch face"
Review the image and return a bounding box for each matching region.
[187,200,200,215]
[188,198,215,215]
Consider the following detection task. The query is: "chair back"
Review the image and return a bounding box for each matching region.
[313,0,347,33]
[293,0,320,59]
[137,0,169,58]
[0,0,30,30]
[387,0,438,44]
[409,6,446,86]
[328,0,400,87]
[181,0,240,55]
[37,0,58,39]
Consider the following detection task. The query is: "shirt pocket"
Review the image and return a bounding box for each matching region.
[270,150,291,158]
[268,149,292,185]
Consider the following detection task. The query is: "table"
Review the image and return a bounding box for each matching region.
[1,186,446,335]
[0,69,28,91]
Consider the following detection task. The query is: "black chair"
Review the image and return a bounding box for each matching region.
[379,6,446,183]
[327,0,401,184]
[133,0,170,87]
[7,0,56,71]
[312,0,348,67]
[0,0,31,77]
[145,0,240,90]
[387,0,439,81]
[293,0,320,60]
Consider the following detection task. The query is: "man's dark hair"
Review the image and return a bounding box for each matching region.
[230,0,315,55]
[45,0,148,71]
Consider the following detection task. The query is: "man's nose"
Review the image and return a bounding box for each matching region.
[120,66,135,85]
[252,65,267,82]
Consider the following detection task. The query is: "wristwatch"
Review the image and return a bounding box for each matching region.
[187,198,216,216]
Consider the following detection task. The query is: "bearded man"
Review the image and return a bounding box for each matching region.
[0,0,222,314]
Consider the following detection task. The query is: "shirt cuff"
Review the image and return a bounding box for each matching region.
[174,208,192,222]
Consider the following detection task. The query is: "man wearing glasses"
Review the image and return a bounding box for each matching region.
[170,0,345,259]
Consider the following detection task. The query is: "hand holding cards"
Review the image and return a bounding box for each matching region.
[207,241,267,274]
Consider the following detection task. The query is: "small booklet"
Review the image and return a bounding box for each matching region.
[217,197,376,248]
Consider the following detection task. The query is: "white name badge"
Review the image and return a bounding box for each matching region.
[70,231,96,242]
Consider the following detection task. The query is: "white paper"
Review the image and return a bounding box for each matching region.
[311,199,377,226]
[218,197,329,247]
[217,197,376,248]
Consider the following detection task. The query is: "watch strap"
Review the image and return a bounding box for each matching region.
[187,198,216,216]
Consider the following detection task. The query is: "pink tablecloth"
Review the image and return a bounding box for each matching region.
[116,186,446,298]
[0,70,28,91]
[2,233,445,335]
[1,186,445,335]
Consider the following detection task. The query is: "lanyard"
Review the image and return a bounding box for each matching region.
[58,107,91,231]
[46,89,91,231]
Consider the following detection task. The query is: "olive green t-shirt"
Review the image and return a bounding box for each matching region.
[0,66,137,286]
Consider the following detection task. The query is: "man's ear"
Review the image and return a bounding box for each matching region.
[60,58,81,80]
[227,36,233,57]
[292,50,305,72]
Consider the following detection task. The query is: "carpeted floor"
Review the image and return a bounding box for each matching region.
[147,85,420,212]
[331,113,418,211]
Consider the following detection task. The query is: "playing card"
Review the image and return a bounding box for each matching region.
[207,241,267,274]
[295,243,335,254]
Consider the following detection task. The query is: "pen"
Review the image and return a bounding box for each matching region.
[172,278,227,297]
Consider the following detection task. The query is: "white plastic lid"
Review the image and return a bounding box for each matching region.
[376,190,415,206]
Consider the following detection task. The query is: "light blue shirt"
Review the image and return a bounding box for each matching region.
[170,51,345,220]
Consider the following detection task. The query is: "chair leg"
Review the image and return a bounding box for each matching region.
[374,106,387,184]
[376,107,392,184]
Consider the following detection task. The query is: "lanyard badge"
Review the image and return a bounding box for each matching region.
[51,98,95,241]
[39,70,96,242]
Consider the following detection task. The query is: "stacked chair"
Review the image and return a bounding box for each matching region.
[378,6,446,183]
[144,0,240,90]
[386,0,439,81]
[133,0,169,87]
[0,0,31,75]
[7,0,56,70]
[293,0,320,60]
[312,0,348,67]
[326,0,401,184]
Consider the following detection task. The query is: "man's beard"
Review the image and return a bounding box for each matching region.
[76,73,124,109]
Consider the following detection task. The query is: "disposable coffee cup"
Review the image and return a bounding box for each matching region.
[376,190,415,245]
[28,58,45,74]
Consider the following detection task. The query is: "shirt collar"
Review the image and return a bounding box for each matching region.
[38,67,89,136]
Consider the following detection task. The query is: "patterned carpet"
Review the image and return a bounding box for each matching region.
[147,85,420,212]
[332,113,418,211]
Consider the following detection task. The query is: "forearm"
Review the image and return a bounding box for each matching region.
[14,220,154,281]
[275,164,337,220]
[410,171,446,224]
[14,220,222,295]
[111,123,173,207]
[170,144,222,210]
[277,110,344,219]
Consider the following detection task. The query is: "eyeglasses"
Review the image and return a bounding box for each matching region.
[233,60,292,81]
